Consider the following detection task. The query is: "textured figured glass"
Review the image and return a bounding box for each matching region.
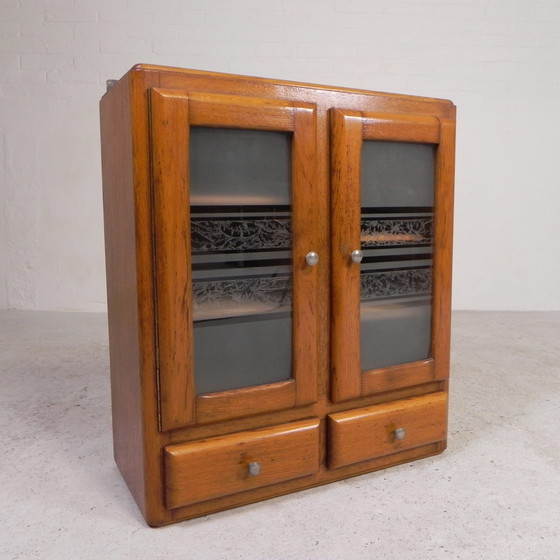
[360,141,435,371]
[189,127,293,394]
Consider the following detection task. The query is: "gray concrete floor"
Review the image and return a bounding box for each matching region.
[1,310,559,559]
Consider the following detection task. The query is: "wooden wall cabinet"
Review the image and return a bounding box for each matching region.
[100,64,455,526]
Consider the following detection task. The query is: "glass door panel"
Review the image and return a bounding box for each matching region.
[330,108,445,402]
[151,88,319,429]
[189,127,293,394]
[360,141,435,371]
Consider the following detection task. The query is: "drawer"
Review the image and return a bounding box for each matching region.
[164,418,320,509]
[328,392,447,469]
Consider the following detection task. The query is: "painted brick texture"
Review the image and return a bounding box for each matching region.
[1,0,560,310]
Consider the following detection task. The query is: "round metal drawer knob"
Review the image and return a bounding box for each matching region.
[248,461,261,476]
[351,249,363,264]
[306,251,319,266]
[394,427,407,441]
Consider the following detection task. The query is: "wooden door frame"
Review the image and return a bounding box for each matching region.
[150,87,320,430]
[330,109,455,402]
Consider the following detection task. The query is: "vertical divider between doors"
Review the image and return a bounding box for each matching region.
[330,109,363,402]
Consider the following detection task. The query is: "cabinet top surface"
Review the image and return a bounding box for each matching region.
[104,63,455,117]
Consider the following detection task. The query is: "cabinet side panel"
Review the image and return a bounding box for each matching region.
[100,77,145,514]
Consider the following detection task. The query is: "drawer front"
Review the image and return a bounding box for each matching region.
[328,392,447,469]
[165,418,320,509]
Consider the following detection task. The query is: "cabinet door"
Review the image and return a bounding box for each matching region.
[330,110,454,402]
[150,88,319,430]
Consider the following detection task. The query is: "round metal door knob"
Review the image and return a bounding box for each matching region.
[305,251,319,266]
[248,461,261,476]
[394,427,407,441]
[350,249,363,264]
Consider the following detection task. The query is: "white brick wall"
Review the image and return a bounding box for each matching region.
[1,0,560,310]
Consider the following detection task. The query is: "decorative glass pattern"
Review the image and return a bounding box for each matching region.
[361,217,432,247]
[189,127,293,394]
[191,216,291,254]
[360,268,432,301]
[192,275,292,321]
[360,140,435,371]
